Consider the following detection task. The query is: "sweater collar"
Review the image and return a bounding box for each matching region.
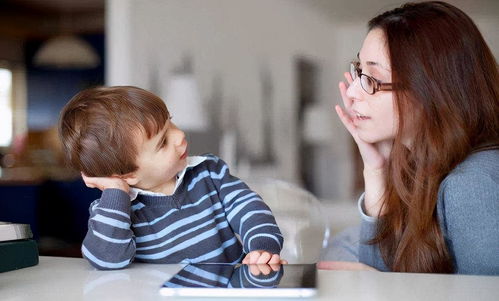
[128,155,207,201]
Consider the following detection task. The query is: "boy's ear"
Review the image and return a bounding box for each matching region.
[121,172,139,186]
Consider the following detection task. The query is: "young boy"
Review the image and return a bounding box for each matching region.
[59,86,284,270]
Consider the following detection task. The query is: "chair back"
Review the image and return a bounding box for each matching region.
[244,178,330,264]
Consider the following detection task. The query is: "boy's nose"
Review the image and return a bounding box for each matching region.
[169,122,186,146]
[174,128,187,147]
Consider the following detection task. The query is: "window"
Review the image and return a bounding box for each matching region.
[0,68,13,147]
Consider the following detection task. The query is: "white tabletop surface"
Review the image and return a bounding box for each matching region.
[2,256,498,301]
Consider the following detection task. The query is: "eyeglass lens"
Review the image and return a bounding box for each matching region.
[350,63,375,94]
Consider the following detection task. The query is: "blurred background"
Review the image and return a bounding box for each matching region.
[0,0,497,257]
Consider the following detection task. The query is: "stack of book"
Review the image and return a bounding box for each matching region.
[0,222,39,273]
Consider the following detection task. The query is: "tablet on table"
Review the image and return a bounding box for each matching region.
[160,263,317,298]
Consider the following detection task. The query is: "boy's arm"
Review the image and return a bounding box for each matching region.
[206,155,284,257]
[81,175,136,270]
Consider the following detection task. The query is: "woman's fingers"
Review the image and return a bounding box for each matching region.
[344,71,353,85]
[335,94,387,170]
[335,74,391,172]
[335,105,357,139]
[339,81,353,111]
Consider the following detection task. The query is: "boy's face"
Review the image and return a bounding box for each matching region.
[125,119,188,194]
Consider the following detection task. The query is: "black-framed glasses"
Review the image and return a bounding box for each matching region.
[350,61,393,95]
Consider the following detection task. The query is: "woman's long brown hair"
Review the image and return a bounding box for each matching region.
[368,1,499,273]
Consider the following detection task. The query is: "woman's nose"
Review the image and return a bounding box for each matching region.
[346,78,363,101]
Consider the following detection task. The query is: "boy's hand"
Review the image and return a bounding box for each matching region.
[242,250,288,265]
[248,263,282,276]
[81,172,130,193]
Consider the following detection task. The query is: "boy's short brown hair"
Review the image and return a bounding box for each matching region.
[58,86,169,177]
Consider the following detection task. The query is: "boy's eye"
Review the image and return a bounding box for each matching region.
[160,137,168,148]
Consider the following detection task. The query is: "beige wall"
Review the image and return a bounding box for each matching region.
[106,0,499,201]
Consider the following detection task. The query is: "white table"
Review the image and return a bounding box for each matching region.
[2,256,498,300]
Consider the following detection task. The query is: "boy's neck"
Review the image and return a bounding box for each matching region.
[155,178,177,195]
[135,177,177,196]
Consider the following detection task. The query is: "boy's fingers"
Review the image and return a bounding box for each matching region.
[82,180,95,188]
[249,251,262,264]
[242,254,250,264]
[249,264,261,276]
[81,173,92,186]
[256,252,272,264]
[280,259,288,265]
[257,264,272,275]
[268,254,281,264]
[270,263,281,272]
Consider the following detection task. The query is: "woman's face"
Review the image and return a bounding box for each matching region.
[347,28,397,144]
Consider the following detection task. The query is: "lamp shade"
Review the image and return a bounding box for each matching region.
[33,35,100,69]
[303,104,333,144]
[164,74,208,131]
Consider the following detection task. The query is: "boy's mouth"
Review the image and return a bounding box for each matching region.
[180,148,188,160]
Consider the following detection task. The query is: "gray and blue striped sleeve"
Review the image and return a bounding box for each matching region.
[82,188,136,270]
[207,155,283,255]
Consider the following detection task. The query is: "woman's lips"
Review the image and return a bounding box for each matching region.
[353,111,371,121]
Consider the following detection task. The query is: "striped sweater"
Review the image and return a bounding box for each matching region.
[82,154,283,270]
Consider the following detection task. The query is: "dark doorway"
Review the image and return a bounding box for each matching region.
[295,57,320,193]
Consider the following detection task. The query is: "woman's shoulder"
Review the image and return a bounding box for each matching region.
[437,150,499,275]
[452,149,499,174]
[438,149,499,211]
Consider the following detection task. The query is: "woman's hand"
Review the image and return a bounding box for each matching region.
[81,172,130,193]
[317,261,377,271]
[335,72,392,216]
[335,72,391,171]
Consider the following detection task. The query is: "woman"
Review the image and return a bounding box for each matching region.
[322,1,498,274]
